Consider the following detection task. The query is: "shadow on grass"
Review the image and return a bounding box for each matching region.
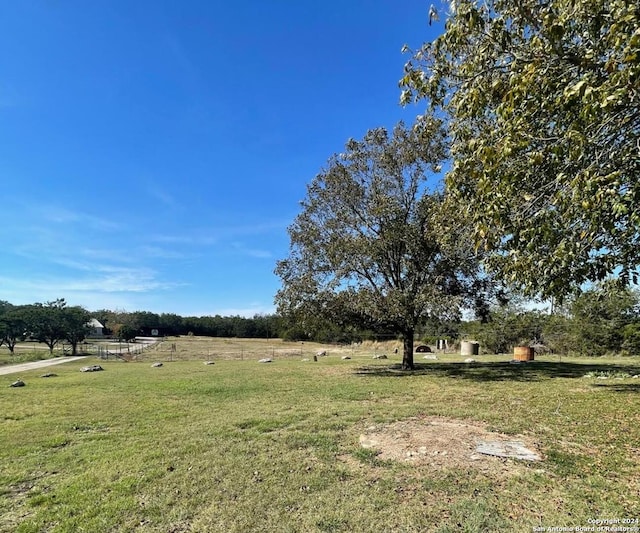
[591,382,640,393]
[353,361,640,385]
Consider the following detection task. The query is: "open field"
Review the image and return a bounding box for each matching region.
[145,336,404,362]
[2,336,639,532]
[0,336,395,366]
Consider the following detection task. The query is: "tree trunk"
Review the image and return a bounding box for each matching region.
[401,329,415,370]
[71,341,78,356]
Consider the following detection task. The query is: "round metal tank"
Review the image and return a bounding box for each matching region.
[460,340,479,356]
[513,346,534,361]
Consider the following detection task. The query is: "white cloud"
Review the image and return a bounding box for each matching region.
[137,246,189,260]
[149,233,218,246]
[38,207,122,231]
[145,186,180,208]
[147,220,288,252]
[0,269,176,294]
[231,241,273,259]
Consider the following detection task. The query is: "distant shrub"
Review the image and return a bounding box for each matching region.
[281,327,310,342]
[622,323,640,356]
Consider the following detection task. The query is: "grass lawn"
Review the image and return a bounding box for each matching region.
[0,345,55,366]
[1,337,639,532]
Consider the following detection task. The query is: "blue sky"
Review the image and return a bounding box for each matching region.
[0,1,445,317]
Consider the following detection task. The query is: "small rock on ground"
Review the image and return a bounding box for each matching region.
[80,365,104,372]
[10,380,25,387]
[41,373,57,378]
[151,362,163,368]
[258,358,273,363]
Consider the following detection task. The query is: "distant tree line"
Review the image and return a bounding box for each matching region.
[3,284,639,358]
[0,300,286,356]
[89,309,283,341]
[0,298,91,356]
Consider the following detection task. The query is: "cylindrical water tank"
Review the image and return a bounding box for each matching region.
[461,340,479,356]
[513,346,534,361]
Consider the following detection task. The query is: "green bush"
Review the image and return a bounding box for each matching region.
[622,323,640,356]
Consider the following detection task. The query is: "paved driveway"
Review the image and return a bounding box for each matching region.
[0,356,89,376]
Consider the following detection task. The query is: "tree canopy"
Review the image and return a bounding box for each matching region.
[401,0,640,299]
[62,305,92,355]
[27,299,69,354]
[276,120,493,369]
[0,303,27,354]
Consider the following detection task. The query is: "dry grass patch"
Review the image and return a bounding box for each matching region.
[145,336,404,362]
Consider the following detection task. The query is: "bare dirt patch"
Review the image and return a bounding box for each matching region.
[357,416,543,474]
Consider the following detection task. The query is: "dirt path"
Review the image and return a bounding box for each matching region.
[0,356,89,376]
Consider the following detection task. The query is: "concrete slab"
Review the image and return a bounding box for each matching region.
[475,440,542,461]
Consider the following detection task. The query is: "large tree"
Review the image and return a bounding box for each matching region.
[62,306,92,356]
[400,0,640,300]
[0,303,27,354]
[276,120,491,369]
[28,299,68,354]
